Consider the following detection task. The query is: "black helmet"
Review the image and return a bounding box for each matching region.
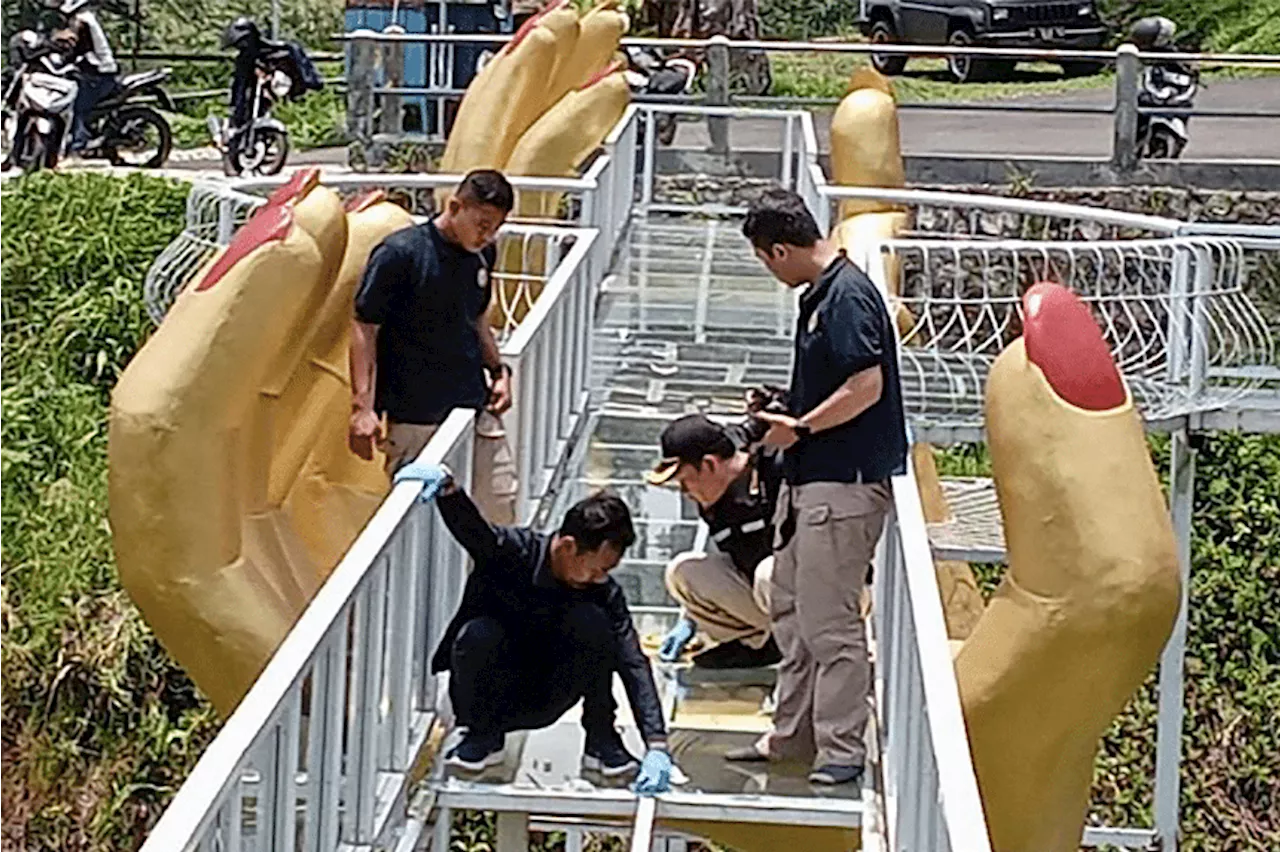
[1129,16,1176,50]
[222,17,261,50]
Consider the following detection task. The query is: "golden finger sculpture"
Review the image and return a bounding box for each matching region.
[958,282,1180,850]
[828,70,985,641]
[436,0,630,326]
[110,171,410,714]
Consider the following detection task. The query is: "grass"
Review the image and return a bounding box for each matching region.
[1,172,219,852]
[167,86,350,151]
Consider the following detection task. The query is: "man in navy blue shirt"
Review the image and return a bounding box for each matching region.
[726,187,908,787]
[351,170,519,523]
[393,463,673,794]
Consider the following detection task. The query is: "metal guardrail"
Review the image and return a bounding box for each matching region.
[341,31,1280,171]
[137,213,602,851]
[137,407,478,852]
[876,466,992,852]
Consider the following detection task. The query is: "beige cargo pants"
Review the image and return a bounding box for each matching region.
[759,479,891,768]
[381,411,518,525]
[665,552,774,649]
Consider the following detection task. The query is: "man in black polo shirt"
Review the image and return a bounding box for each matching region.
[727,187,908,788]
[647,414,783,670]
[350,170,519,524]
[391,462,673,794]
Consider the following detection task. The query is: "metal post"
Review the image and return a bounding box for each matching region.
[348,32,378,146]
[379,29,405,136]
[1154,430,1195,852]
[1112,44,1140,174]
[495,812,529,852]
[706,35,730,156]
[271,0,281,40]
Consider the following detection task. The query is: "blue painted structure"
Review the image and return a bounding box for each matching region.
[345,1,508,136]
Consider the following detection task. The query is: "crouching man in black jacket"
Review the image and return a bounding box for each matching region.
[395,462,672,794]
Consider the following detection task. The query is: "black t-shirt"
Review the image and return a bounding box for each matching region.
[785,254,908,485]
[700,419,783,581]
[354,221,496,425]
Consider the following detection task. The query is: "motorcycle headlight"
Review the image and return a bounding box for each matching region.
[992,8,1009,21]
[1078,3,1092,15]
[270,70,292,98]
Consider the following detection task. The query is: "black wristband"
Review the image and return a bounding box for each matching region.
[486,362,512,380]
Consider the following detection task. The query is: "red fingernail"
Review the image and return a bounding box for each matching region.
[195,205,292,292]
[267,168,320,208]
[1023,282,1126,411]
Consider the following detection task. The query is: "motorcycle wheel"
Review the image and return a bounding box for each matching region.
[229,127,289,177]
[17,129,50,173]
[103,106,172,169]
[1147,131,1174,160]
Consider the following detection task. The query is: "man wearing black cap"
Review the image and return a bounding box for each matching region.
[648,414,784,670]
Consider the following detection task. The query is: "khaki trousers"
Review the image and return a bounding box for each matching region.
[760,480,891,768]
[381,411,518,525]
[665,552,774,649]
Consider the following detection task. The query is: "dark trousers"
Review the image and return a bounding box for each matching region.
[450,603,617,737]
[70,71,118,152]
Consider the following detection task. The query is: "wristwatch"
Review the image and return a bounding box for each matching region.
[793,420,813,439]
[486,362,513,381]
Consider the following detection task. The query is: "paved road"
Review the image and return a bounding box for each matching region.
[675,76,1280,160]
[47,75,1276,179]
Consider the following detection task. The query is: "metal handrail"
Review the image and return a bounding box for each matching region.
[334,30,1280,67]
[137,408,477,852]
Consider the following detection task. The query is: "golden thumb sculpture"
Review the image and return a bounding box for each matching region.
[958,283,1180,851]
[109,170,411,714]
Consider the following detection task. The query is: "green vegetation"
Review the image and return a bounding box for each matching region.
[1,172,218,851]
[937,433,1280,851]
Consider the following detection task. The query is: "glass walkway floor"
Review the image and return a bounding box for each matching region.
[427,216,869,833]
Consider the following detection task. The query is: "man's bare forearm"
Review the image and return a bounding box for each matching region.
[350,320,379,410]
[476,315,503,373]
[801,365,883,433]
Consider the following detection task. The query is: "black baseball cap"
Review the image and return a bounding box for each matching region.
[647,415,736,485]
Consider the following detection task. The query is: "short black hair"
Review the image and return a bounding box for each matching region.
[457,169,515,213]
[558,491,636,553]
[742,187,822,252]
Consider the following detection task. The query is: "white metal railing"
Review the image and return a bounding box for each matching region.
[873,465,993,852]
[501,227,599,520]
[138,215,601,851]
[139,409,476,852]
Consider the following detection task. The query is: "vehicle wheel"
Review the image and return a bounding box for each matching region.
[21,131,48,173]
[229,127,289,176]
[104,106,172,169]
[1,109,15,166]
[1061,60,1105,78]
[870,19,907,75]
[657,113,678,146]
[1147,129,1175,159]
[947,29,1009,83]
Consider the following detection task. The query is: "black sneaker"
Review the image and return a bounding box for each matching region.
[693,637,782,670]
[445,731,505,771]
[808,764,864,786]
[582,729,640,777]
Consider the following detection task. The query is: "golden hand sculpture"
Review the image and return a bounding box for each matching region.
[110,170,414,714]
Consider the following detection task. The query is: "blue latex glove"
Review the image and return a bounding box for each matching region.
[658,617,696,662]
[393,462,450,503]
[633,749,673,795]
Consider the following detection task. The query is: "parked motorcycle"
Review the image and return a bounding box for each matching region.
[209,17,324,177]
[1130,16,1199,160]
[2,30,174,172]
[624,46,698,146]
